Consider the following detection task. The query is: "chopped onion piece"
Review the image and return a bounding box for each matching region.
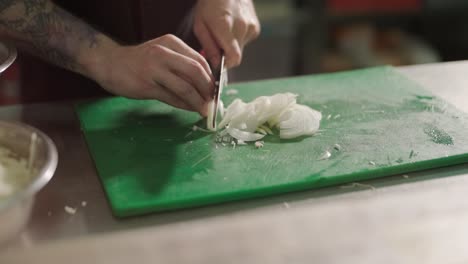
[226,127,265,142]
[237,139,247,145]
[226,89,239,95]
[277,104,321,139]
[218,99,246,128]
[206,100,216,131]
[255,141,265,148]
[218,100,225,119]
[259,125,274,135]
[216,93,321,141]
[256,127,267,135]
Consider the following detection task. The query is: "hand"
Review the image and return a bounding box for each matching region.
[91,34,214,116]
[193,0,260,68]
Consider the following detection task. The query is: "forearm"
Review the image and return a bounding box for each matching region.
[0,0,214,114]
[0,0,118,80]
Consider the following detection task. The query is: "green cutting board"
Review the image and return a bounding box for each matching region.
[77,66,468,217]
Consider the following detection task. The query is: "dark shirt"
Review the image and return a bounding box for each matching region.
[19,0,198,103]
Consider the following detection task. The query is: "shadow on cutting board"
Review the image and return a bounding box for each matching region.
[86,109,208,196]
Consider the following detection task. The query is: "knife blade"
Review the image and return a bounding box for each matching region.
[207,55,226,131]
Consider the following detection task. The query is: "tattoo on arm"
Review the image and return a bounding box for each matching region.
[22,0,46,16]
[0,0,101,72]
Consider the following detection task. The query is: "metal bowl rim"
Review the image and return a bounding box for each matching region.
[0,42,16,74]
[0,121,58,212]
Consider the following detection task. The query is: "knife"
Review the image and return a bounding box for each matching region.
[207,55,227,131]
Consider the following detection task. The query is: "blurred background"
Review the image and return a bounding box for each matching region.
[1,0,468,104]
[232,0,468,80]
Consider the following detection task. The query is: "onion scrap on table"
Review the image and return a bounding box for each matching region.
[206,93,322,145]
[255,141,264,149]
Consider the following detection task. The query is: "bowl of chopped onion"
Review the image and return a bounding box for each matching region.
[0,121,58,245]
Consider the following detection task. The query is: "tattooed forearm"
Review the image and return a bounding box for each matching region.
[0,0,104,72]
[23,0,46,16]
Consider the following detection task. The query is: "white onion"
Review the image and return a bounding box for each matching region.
[226,127,265,142]
[206,100,216,131]
[277,104,322,139]
[215,93,321,141]
[218,100,225,119]
[218,99,246,128]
